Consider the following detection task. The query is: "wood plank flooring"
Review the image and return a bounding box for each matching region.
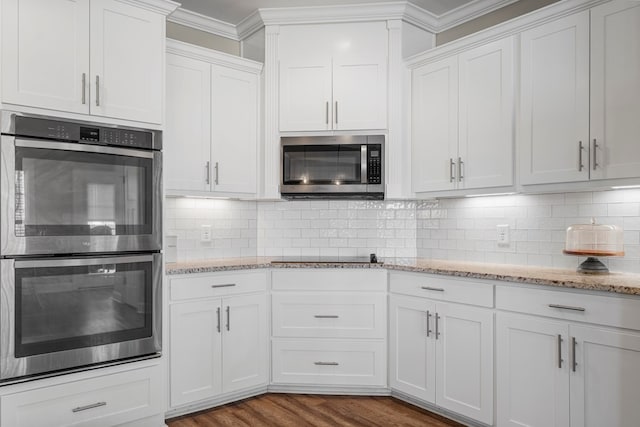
[166,394,465,427]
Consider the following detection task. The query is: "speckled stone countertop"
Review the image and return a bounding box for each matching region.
[165,257,640,295]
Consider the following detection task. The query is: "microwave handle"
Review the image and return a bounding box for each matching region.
[361,145,368,184]
[14,255,154,269]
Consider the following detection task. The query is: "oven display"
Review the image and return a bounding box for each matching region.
[80,126,100,142]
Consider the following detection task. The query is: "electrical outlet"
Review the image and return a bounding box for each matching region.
[201,225,212,242]
[497,224,510,246]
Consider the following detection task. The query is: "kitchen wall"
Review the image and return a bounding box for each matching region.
[166,22,240,55]
[165,188,640,273]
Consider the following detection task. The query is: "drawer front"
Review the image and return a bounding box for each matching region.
[496,285,640,330]
[272,339,387,386]
[272,269,387,291]
[390,271,494,307]
[272,292,387,339]
[171,271,267,301]
[1,365,161,427]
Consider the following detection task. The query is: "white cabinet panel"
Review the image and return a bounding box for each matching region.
[211,66,258,194]
[170,299,222,407]
[389,294,436,402]
[1,0,90,114]
[170,271,267,301]
[279,60,332,131]
[272,269,387,291]
[90,0,163,123]
[570,326,640,427]
[165,54,211,192]
[590,0,640,181]
[496,313,570,427]
[222,293,269,394]
[411,56,458,193]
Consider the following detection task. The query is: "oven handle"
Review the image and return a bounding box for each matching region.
[14,255,154,269]
[15,138,154,159]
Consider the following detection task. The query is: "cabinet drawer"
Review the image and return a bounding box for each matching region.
[390,271,494,307]
[272,269,387,291]
[272,292,387,339]
[272,339,386,387]
[170,271,267,301]
[1,365,161,427]
[496,285,640,330]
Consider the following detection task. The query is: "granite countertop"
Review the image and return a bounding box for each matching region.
[165,257,640,296]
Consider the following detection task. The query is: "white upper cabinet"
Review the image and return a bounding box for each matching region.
[1,0,174,124]
[278,22,388,132]
[411,36,514,194]
[165,41,262,197]
[589,0,640,181]
[520,1,640,185]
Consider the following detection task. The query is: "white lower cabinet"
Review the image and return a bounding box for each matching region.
[497,285,640,427]
[270,269,387,389]
[169,272,268,409]
[1,364,162,427]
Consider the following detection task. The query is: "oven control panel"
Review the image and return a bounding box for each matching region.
[367,144,382,184]
[14,116,157,150]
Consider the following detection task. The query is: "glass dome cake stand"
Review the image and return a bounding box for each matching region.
[563,219,624,274]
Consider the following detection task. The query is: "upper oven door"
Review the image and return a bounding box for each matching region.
[1,136,162,255]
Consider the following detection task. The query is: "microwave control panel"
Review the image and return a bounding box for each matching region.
[367,144,382,184]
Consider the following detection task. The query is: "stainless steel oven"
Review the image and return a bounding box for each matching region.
[0,253,162,381]
[0,112,162,256]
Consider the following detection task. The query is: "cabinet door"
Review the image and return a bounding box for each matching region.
[458,37,514,190]
[279,60,332,131]
[222,294,268,394]
[435,303,494,425]
[211,66,258,194]
[389,294,436,403]
[570,325,640,427]
[496,313,570,427]
[519,12,590,185]
[332,56,387,130]
[90,0,163,124]
[590,1,640,180]
[165,54,211,192]
[1,0,89,113]
[411,56,458,193]
[170,300,222,407]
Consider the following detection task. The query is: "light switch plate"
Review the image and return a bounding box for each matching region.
[201,225,212,242]
[497,224,510,246]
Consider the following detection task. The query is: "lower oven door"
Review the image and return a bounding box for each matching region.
[0,253,161,381]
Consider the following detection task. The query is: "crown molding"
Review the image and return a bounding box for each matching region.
[435,0,520,31]
[167,38,263,72]
[168,7,239,40]
[120,0,180,15]
[237,11,266,40]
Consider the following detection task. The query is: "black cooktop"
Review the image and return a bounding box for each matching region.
[270,255,381,264]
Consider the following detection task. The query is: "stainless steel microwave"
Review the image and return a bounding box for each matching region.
[280,135,384,200]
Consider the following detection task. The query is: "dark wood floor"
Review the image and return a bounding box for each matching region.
[166,394,465,427]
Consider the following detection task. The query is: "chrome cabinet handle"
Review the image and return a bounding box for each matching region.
[449,158,456,182]
[335,101,338,125]
[592,138,599,170]
[214,162,219,185]
[557,334,563,369]
[426,310,432,338]
[314,362,339,366]
[216,307,221,333]
[205,161,210,184]
[458,157,463,181]
[578,141,584,171]
[314,315,339,319]
[95,75,100,106]
[572,337,577,372]
[226,306,230,331]
[72,402,106,413]
[435,313,441,340]
[210,283,235,289]
[82,73,86,104]
[326,101,329,125]
[421,286,444,292]
[548,304,586,312]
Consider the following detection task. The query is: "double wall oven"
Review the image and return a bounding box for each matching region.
[0,112,162,382]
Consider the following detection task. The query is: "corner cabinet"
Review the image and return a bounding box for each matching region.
[520,1,640,186]
[278,22,388,132]
[165,40,262,197]
[389,272,494,425]
[168,271,268,410]
[1,0,177,125]
[411,36,514,194]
